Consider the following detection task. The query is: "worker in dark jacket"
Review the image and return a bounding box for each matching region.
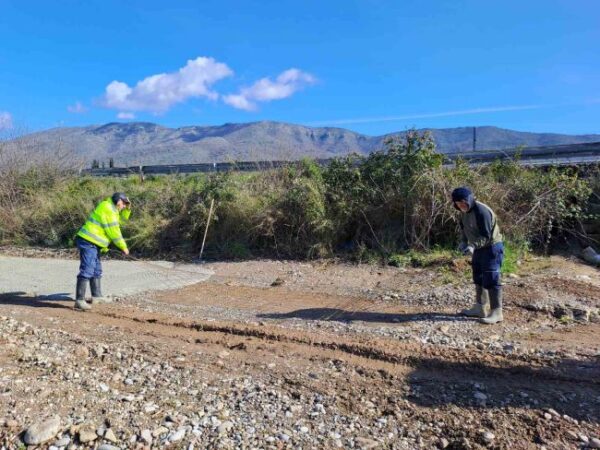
[451,187,504,324]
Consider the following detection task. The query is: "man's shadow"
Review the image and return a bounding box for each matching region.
[257,308,471,323]
[0,292,73,309]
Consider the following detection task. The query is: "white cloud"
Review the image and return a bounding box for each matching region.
[223,68,317,111]
[117,112,136,119]
[103,57,233,113]
[0,111,13,130]
[67,101,88,114]
[222,93,254,111]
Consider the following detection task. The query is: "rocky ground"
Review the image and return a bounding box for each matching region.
[0,251,599,449]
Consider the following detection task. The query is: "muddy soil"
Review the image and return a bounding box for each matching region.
[0,254,598,449]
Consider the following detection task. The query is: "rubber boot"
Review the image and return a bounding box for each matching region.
[75,278,91,311]
[460,285,489,318]
[90,278,111,304]
[481,288,503,324]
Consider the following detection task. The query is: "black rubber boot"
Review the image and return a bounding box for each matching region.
[481,288,503,324]
[90,278,111,304]
[90,277,102,296]
[75,278,91,311]
[461,285,489,318]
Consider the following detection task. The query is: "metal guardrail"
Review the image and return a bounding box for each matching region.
[83,159,334,177]
[82,142,600,177]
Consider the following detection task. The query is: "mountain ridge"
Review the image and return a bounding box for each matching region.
[13,121,600,165]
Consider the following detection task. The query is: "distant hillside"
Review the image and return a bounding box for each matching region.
[11,121,600,165]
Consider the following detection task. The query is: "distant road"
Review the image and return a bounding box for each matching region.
[82,141,600,177]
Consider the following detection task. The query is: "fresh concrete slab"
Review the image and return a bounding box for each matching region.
[0,256,213,300]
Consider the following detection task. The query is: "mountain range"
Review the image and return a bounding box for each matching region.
[13,121,600,165]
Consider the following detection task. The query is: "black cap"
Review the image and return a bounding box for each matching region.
[111,192,130,205]
[451,187,472,203]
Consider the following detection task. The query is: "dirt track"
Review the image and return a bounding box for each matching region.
[0,254,599,449]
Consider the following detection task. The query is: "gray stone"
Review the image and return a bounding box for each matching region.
[98,445,121,450]
[53,436,71,447]
[140,429,153,444]
[104,428,118,443]
[217,421,233,434]
[79,426,98,443]
[168,428,186,442]
[481,431,495,443]
[589,437,600,449]
[24,415,61,445]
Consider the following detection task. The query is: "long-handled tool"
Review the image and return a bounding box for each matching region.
[195,198,215,264]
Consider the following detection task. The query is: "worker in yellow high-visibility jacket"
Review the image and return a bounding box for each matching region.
[74,192,131,310]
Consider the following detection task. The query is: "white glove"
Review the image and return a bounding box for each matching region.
[463,245,475,256]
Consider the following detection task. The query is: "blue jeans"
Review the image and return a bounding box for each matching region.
[76,236,102,279]
[472,242,503,291]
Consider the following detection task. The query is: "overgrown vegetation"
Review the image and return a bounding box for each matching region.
[1,130,597,265]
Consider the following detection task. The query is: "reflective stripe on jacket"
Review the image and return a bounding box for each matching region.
[77,198,131,251]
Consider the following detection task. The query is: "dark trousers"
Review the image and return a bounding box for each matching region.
[76,236,102,280]
[472,242,503,292]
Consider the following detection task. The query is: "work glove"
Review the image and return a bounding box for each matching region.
[100,247,109,255]
[463,245,475,256]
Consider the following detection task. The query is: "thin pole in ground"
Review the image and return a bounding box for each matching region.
[197,198,215,263]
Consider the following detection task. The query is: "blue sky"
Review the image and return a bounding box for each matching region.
[1,0,599,136]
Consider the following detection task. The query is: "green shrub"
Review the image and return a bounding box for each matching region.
[0,131,594,261]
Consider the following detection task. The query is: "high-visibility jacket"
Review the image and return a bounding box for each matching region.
[77,198,131,251]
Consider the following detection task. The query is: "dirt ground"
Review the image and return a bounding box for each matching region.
[0,252,599,449]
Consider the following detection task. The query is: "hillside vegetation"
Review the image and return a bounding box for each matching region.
[0,130,596,263]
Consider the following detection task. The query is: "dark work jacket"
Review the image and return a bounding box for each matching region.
[459,201,503,249]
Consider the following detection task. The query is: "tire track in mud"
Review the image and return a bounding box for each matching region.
[96,308,600,388]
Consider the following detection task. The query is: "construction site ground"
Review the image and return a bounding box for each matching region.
[0,249,599,449]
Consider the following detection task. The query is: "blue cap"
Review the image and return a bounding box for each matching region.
[451,187,472,203]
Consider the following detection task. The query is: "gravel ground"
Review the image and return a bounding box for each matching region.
[0,253,599,449]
